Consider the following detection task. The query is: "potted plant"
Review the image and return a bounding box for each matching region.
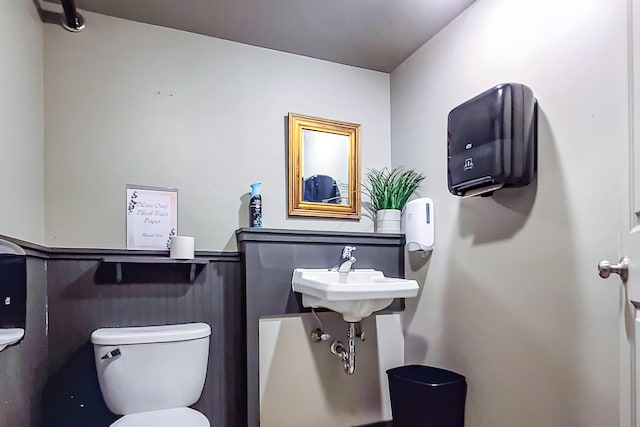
[362,166,426,233]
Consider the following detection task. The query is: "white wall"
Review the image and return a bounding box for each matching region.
[0,0,44,243]
[43,11,390,250]
[40,2,628,425]
[44,14,395,424]
[391,0,625,426]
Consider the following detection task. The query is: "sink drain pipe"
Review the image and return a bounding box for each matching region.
[330,322,364,375]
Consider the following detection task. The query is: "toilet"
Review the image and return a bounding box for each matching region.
[91,322,211,427]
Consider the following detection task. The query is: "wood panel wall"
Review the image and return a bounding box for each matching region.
[44,254,243,427]
[1,229,406,427]
[0,256,47,427]
[0,235,243,427]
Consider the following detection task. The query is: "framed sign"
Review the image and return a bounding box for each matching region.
[126,185,178,250]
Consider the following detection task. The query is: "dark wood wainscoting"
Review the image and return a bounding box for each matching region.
[43,252,244,427]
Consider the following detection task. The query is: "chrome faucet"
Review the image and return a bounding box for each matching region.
[331,246,357,272]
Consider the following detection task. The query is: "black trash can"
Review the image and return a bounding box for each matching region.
[386,365,466,427]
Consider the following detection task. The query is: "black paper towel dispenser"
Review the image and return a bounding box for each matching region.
[447,83,537,197]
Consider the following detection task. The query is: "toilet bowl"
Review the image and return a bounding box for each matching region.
[91,322,211,427]
[110,407,209,427]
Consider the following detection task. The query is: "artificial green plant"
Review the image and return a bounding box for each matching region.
[362,166,426,211]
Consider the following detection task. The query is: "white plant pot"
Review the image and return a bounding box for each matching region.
[376,209,402,234]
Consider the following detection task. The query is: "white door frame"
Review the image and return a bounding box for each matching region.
[622,1,640,425]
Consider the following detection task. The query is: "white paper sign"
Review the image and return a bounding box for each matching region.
[126,186,178,250]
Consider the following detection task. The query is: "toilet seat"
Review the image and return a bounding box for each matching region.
[110,407,209,427]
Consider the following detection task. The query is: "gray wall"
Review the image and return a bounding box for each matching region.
[237,228,407,427]
[0,238,244,427]
[0,236,246,427]
[0,0,45,243]
[0,256,47,427]
[1,231,407,427]
[391,0,625,426]
[44,253,243,427]
[43,11,391,251]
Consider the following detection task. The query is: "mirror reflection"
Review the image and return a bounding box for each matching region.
[302,129,349,205]
[288,113,360,219]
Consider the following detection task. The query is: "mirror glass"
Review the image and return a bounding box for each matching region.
[302,130,350,205]
[288,113,360,219]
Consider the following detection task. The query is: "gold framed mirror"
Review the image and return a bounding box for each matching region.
[288,113,361,219]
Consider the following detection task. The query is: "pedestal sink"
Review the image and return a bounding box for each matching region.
[291,269,419,322]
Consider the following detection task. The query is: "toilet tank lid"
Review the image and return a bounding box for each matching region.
[91,322,211,345]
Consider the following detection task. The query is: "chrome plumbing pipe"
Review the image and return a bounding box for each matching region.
[330,322,361,375]
[60,0,85,32]
[346,322,356,375]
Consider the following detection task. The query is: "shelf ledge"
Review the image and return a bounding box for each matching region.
[100,257,209,284]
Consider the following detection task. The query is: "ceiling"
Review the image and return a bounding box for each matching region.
[55,0,476,72]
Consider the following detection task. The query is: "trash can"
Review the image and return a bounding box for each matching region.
[386,365,466,427]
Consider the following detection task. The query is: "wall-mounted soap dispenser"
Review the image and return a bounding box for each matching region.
[447,83,537,197]
[403,198,434,252]
[0,239,26,351]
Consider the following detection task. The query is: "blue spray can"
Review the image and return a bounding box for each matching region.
[249,182,262,228]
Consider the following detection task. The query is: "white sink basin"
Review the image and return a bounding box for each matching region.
[291,268,419,322]
[0,328,24,351]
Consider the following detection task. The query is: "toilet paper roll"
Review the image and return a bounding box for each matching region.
[170,236,195,259]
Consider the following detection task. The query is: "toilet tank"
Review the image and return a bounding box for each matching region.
[91,323,211,415]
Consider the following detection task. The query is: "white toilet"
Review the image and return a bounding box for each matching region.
[91,322,211,427]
